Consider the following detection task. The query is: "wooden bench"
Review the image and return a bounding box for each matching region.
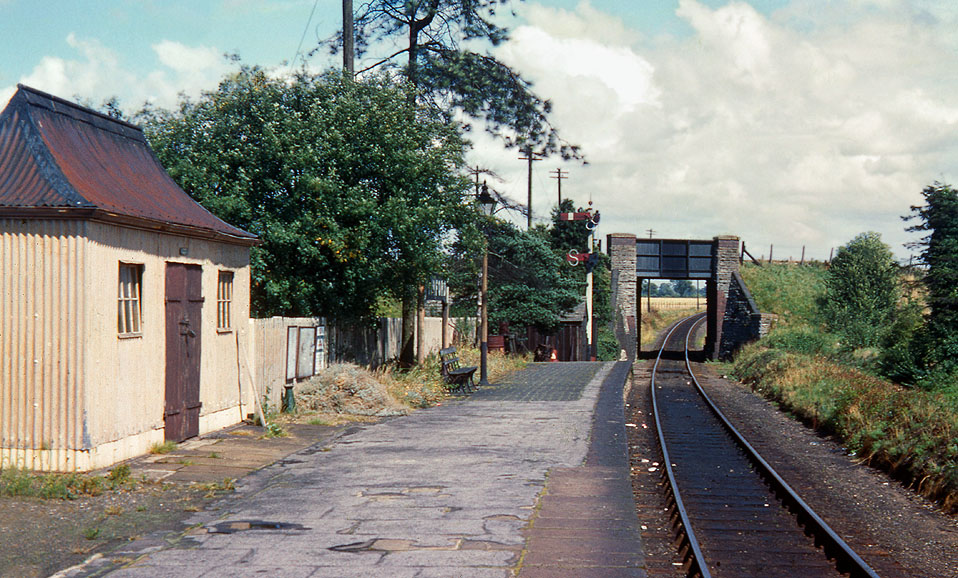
[439,347,478,393]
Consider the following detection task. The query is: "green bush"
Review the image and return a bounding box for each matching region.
[596,327,620,361]
[822,232,900,349]
[762,326,837,356]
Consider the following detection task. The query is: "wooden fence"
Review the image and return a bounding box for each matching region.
[249,316,476,410]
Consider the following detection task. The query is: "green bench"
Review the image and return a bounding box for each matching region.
[439,347,478,393]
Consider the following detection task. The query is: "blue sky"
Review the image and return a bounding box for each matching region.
[3,0,958,260]
[0,0,791,86]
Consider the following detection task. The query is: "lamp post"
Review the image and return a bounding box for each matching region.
[477,182,496,387]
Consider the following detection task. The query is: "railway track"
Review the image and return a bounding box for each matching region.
[650,314,880,578]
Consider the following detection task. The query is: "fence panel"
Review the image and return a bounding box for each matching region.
[251,316,477,408]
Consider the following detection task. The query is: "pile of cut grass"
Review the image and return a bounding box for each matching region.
[292,347,528,422]
[297,364,412,417]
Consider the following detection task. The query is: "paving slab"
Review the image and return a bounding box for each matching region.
[60,361,646,577]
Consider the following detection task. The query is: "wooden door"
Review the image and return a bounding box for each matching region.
[164,263,203,442]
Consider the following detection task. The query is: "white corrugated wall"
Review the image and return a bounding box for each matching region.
[0,219,86,471]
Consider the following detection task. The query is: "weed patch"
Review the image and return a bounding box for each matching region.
[0,462,140,501]
[197,478,236,499]
[262,423,286,438]
[149,441,177,455]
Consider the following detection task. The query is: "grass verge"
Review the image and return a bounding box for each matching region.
[730,343,958,512]
[730,262,958,513]
[0,463,137,500]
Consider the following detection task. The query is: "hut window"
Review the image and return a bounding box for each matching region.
[217,271,233,331]
[118,263,143,335]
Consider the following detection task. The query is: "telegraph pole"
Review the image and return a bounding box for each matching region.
[469,165,483,193]
[343,0,354,75]
[519,146,542,229]
[550,168,568,206]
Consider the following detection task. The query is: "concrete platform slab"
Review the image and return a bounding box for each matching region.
[61,362,647,578]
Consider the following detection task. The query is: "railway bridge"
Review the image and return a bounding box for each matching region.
[607,233,776,360]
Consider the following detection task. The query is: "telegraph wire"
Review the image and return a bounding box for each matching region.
[289,0,322,73]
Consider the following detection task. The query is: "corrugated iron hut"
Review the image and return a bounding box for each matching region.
[0,85,259,471]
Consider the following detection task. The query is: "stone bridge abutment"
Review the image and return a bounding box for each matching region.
[607,233,774,361]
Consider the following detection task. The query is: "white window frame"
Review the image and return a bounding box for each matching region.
[217,270,234,332]
[118,262,143,337]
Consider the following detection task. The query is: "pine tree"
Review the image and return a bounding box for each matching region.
[904,182,958,379]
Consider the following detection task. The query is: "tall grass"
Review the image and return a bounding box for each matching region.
[731,262,958,512]
[740,262,827,329]
[640,308,701,347]
[385,347,527,406]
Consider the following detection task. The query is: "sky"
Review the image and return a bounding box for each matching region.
[3,0,958,262]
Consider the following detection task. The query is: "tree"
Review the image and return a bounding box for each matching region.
[486,222,581,332]
[139,66,470,321]
[903,183,958,378]
[671,280,696,298]
[655,283,676,297]
[547,199,611,327]
[447,218,580,334]
[327,1,581,364]
[334,0,578,159]
[821,232,900,349]
[548,199,590,253]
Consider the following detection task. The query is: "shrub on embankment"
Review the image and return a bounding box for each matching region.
[729,263,958,512]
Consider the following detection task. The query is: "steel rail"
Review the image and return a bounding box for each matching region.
[650,313,711,578]
[680,317,881,578]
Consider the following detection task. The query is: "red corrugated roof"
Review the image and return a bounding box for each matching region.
[0,85,257,245]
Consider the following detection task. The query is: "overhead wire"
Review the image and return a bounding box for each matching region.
[289,0,322,73]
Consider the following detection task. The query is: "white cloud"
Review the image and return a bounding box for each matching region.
[1,34,232,115]
[16,34,136,103]
[143,41,233,107]
[504,25,658,113]
[520,1,640,47]
[472,0,958,259]
[0,86,14,109]
[153,40,222,73]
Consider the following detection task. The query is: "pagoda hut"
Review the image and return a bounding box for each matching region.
[0,85,259,471]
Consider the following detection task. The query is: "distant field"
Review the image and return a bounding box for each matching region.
[640,297,705,311]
